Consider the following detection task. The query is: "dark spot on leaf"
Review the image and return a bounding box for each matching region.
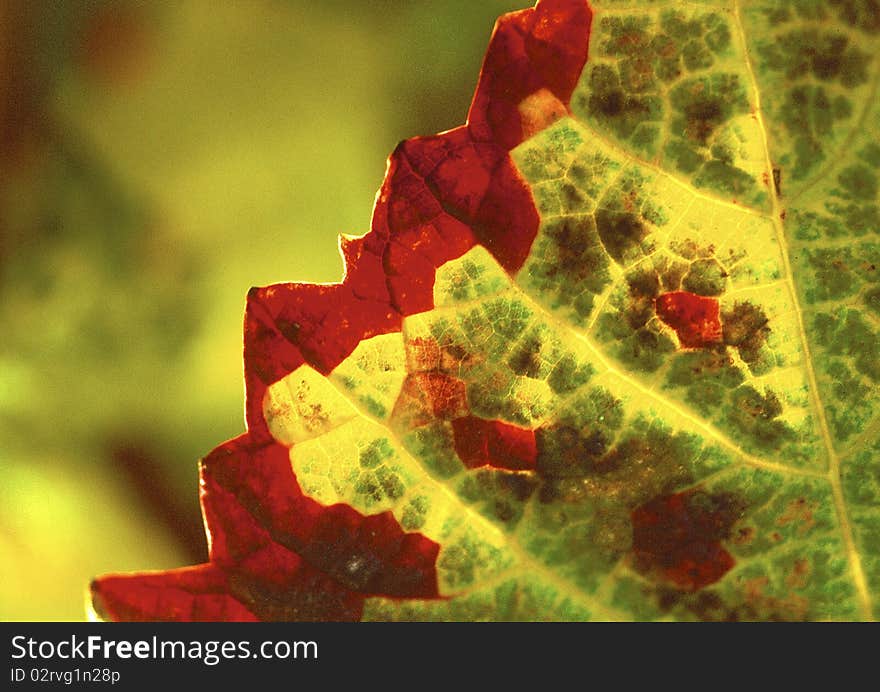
[595,208,649,263]
[536,425,611,480]
[359,439,392,469]
[666,589,739,620]
[276,319,301,342]
[772,166,782,195]
[838,164,878,201]
[631,489,744,591]
[660,261,689,291]
[376,467,405,500]
[498,472,539,503]
[228,566,363,622]
[684,97,723,144]
[547,353,594,394]
[493,501,515,523]
[534,217,610,315]
[864,286,880,315]
[586,64,654,138]
[786,558,811,589]
[732,526,755,544]
[354,475,383,503]
[657,578,811,621]
[722,301,770,363]
[728,386,792,448]
[418,372,469,420]
[560,181,589,212]
[682,258,727,296]
[628,267,662,297]
[776,497,816,534]
[594,88,626,117]
[625,267,661,329]
[830,0,880,34]
[507,334,544,377]
[762,29,870,86]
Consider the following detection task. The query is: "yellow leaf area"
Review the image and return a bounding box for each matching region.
[262,237,848,620]
[266,0,879,620]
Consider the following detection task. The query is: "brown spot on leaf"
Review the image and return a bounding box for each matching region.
[660,262,688,292]
[540,217,607,289]
[776,497,816,535]
[442,343,476,370]
[656,570,812,621]
[535,425,613,481]
[415,372,469,420]
[743,576,770,601]
[772,166,782,195]
[722,301,770,363]
[406,337,441,371]
[688,350,737,376]
[626,269,661,329]
[391,371,469,428]
[507,334,544,378]
[594,89,624,117]
[664,589,740,621]
[684,97,723,144]
[595,208,649,263]
[737,574,810,621]
[786,558,811,589]
[498,472,539,502]
[732,525,755,545]
[590,88,651,121]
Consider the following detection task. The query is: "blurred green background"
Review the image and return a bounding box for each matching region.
[0,0,525,620]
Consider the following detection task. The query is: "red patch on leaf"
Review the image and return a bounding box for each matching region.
[655,291,723,348]
[468,0,592,149]
[201,437,440,601]
[91,566,258,622]
[242,0,591,434]
[452,416,538,471]
[392,372,470,428]
[92,436,441,621]
[405,337,442,371]
[416,372,470,420]
[631,490,741,592]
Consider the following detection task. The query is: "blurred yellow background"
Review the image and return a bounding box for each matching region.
[0,0,524,620]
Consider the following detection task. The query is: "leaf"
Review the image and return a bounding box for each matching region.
[91,0,880,621]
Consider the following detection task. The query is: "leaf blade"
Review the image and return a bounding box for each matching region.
[92,0,879,621]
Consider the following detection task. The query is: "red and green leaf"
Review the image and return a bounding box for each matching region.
[92,0,880,621]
